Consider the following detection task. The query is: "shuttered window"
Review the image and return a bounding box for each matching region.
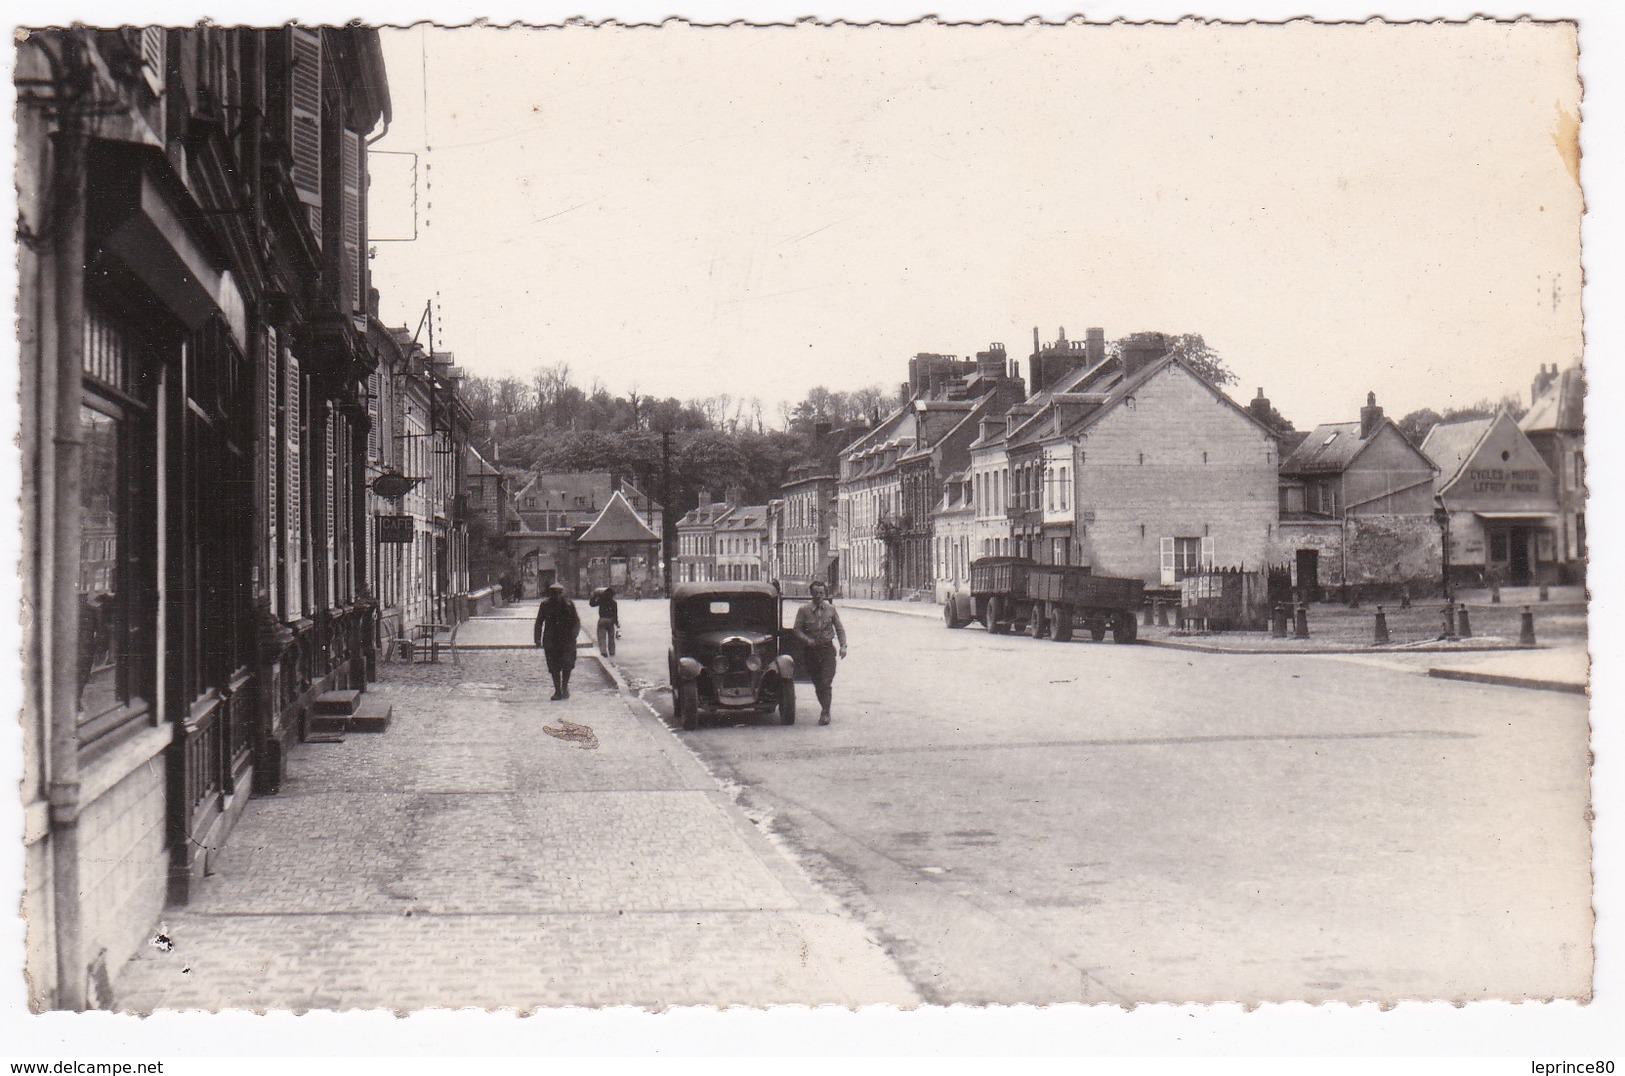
[326,409,338,605]
[341,128,364,316]
[288,27,323,242]
[140,26,166,95]
[265,327,281,618]
[284,350,304,618]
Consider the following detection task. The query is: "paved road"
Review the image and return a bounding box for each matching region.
[609,597,1592,1006]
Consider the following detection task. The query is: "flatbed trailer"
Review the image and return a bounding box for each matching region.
[944,557,1143,643]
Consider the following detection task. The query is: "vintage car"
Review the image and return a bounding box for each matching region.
[667,581,797,730]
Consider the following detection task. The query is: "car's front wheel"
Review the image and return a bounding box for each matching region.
[678,682,700,730]
[778,679,797,725]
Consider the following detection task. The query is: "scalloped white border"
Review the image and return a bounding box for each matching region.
[3,1,1620,1063]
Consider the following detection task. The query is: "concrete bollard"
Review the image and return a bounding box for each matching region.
[1374,605,1390,644]
[1293,603,1310,639]
[1143,602,1155,627]
[1441,604,1458,640]
[1456,603,1472,639]
[1539,582,1550,602]
[1271,605,1289,638]
[1156,601,1170,628]
[1490,582,1502,604]
[1520,606,1537,647]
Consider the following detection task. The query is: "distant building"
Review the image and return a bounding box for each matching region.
[841,345,1024,599]
[715,504,770,581]
[1275,392,1441,597]
[674,494,735,583]
[974,330,1279,586]
[1424,412,1561,587]
[1520,363,1586,583]
[574,490,663,596]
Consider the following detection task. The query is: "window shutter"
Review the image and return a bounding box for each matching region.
[265,328,281,617]
[140,26,166,95]
[366,370,380,460]
[1159,536,1176,586]
[341,128,363,316]
[1201,536,1215,571]
[288,27,323,240]
[284,350,303,618]
[326,409,338,605]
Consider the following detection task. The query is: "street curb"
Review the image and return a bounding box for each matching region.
[1142,638,1554,657]
[841,603,1560,658]
[1425,668,1588,695]
[587,650,837,914]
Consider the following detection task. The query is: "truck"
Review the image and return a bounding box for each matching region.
[943,556,1143,643]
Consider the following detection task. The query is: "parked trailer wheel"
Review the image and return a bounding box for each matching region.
[1027,605,1048,638]
[1090,623,1107,642]
[944,599,968,629]
[1049,606,1073,642]
[987,595,1006,633]
[1113,611,1138,644]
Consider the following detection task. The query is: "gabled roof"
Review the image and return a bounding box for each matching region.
[717,504,768,531]
[1056,353,1278,445]
[577,490,661,544]
[1279,422,1366,474]
[618,477,663,513]
[1520,365,1585,434]
[1419,417,1494,491]
[677,502,734,528]
[466,445,500,477]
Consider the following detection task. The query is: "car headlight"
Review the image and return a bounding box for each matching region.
[744,653,763,672]
[710,654,730,675]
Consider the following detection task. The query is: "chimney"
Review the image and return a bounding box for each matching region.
[1086,327,1105,366]
[698,489,711,508]
[1531,363,1558,404]
[1248,387,1273,424]
[1359,391,1384,439]
[1119,331,1169,379]
[1028,334,1045,397]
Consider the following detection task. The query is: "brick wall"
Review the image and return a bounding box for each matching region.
[1075,364,1278,581]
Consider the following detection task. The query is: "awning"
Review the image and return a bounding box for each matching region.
[1473,511,1559,522]
[86,140,246,349]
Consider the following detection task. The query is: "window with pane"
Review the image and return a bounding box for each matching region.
[78,301,157,744]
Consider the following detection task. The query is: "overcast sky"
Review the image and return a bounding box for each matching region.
[367,20,1581,428]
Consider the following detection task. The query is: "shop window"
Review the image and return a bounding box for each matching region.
[78,302,158,747]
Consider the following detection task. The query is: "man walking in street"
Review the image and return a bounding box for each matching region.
[590,585,620,657]
[534,581,581,700]
[792,580,847,725]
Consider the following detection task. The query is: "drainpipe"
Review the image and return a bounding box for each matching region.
[47,31,90,1011]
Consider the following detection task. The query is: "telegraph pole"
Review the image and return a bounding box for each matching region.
[661,428,674,594]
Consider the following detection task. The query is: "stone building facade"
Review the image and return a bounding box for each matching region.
[18,25,392,1008]
[1275,393,1441,597]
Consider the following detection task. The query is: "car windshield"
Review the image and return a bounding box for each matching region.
[675,594,778,633]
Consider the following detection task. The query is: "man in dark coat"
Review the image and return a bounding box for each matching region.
[534,581,581,700]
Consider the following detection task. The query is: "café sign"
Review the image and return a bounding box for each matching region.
[378,515,415,544]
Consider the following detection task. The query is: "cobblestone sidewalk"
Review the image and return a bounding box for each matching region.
[112,646,916,1011]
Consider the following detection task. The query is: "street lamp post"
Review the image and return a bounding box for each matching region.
[1433,502,1453,602]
